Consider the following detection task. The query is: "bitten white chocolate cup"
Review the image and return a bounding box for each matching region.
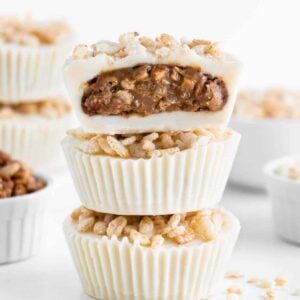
[0,43,72,103]
[64,34,242,134]
[62,131,240,215]
[63,210,240,300]
[0,175,52,264]
[0,114,74,171]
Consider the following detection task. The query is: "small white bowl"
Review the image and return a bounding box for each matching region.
[0,175,53,264]
[230,116,300,189]
[264,156,300,244]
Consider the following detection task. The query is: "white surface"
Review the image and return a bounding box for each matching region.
[0,171,299,300]
[3,0,300,90]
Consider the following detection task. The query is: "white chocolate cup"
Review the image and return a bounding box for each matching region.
[0,114,74,171]
[62,131,240,215]
[0,42,72,103]
[63,210,240,300]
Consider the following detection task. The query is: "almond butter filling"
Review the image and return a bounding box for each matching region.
[82,64,228,117]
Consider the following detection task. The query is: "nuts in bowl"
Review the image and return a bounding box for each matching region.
[264,156,300,244]
[230,88,300,189]
[0,150,52,264]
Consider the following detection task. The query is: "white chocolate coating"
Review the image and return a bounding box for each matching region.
[64,33,242,134]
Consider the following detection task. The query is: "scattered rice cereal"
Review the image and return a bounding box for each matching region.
[226,286,243,295]
[225,271,245,279]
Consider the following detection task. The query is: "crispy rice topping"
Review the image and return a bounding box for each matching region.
[68,127,233,159]
[0,15,71,45]
[71,207,229,248]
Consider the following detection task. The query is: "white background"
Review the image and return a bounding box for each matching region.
[1,0,300,89]
[1,0,300,299]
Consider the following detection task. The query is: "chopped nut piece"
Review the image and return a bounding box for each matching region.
[115,90,133,105]
[0,162,21,179]
[121,79,135,90]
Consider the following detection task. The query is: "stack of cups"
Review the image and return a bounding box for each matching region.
[0,16,74,171]
[62,33,242,299]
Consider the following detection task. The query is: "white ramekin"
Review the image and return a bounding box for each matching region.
[62,131,240,215]
[0,175,53,264]
[230,116,300,189]
[63,210,240,300]
[264,156,300,244]
[0,43,72,102]
[0,114,74,171]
